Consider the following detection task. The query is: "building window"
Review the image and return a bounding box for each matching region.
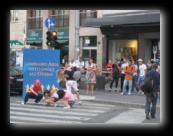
[28,10,43,29]
[108,40,138,61]
[50,10,69,27]
[80,10,97,25]
[82,36,97,47]
[10,10,18,21]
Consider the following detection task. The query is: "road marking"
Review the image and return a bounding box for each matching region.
[10,111,90,120]
[10,107,98,116]
[10,103,105,113]
[105,108,145,123]
[10,116,82,123]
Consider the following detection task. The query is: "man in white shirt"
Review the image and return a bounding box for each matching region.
[76,57,84,70]
[136,58,147,95]
[120,57,129,92]
[69,59,77,67]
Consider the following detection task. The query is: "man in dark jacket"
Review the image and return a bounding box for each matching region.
[145,63,160,120]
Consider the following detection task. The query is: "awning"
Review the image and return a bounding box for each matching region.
[10,40,23,47]
[81,13,160,27]
[57,39,68,43]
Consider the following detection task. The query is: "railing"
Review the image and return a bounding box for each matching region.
[49,14,69,28]
[27,17,43,30]
[80,11,97,26]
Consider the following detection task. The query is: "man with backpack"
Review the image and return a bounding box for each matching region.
[145,63,160,120]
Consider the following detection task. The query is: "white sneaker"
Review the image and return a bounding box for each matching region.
[128,93,131,95]
[54,103,58,107]
[78,101,82,105]
[137,90,142,95]
[121,92,124,95]
[141,92,144,95]
[63,105,71,109]
[21,102,25,105]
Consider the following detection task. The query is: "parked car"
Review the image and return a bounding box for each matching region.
[10,67,23,94]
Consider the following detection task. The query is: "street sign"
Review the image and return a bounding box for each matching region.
[45,17,56,29]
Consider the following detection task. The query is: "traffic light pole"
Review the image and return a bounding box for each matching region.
[75,10,80,62]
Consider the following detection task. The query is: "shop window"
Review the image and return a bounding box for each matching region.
[108,40,138,61]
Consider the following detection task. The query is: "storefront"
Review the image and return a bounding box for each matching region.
[81,12,160,64]
[108,39,138,61]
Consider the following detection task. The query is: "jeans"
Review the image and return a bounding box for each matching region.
[132,75,139,92]
[122,80,132,94]
[68,101,75,107]
[24,92,43,103]
[145,92,158,116]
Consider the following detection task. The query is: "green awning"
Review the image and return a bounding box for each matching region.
[10,40,23,48]
[57,39,68,43]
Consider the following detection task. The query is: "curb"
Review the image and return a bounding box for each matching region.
[81,99,160,110]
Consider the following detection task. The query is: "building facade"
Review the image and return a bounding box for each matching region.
[10,10,160,69]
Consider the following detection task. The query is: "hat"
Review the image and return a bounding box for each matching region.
[138,59,143,62]
[35,79,40,84]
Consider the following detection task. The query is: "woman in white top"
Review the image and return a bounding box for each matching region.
[42,88,59,107]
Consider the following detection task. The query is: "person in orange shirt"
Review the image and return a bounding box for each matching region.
[121,60,135,95]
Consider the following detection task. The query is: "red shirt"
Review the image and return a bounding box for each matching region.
[31,84,42,93]
[106,63,112,68]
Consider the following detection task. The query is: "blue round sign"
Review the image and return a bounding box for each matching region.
[45,17,56,29]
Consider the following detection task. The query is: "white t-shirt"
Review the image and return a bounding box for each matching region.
[76,60,84,69]
[133,64,138,76]
[121,62,129,74]
[69,61,77,67]
[139,64,146,76]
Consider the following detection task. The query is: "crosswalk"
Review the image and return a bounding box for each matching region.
[10,100,115,123]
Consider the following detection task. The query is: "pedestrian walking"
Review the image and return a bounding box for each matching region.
[145,63,160,120]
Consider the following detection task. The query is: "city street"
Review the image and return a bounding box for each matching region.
[10,93,160,124]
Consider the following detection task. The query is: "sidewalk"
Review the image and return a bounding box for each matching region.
[72,81,160,110]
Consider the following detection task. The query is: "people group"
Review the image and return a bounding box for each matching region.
[21,56,160,120]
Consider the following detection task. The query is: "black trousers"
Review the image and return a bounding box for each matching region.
[24,92,43,103]
[110,75,119,89]
[120,74,129,91]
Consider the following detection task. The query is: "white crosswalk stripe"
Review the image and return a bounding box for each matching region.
[10,101,115,123]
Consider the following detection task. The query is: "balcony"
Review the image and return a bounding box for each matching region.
[27,17,43,30]
[80,11,97,26]
[49,14,69,28]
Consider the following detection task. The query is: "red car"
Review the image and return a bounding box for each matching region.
[10,67,23,94]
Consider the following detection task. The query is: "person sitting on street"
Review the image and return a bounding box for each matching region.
[21,79,43,105]
[42,88,59,107]
[57,89,75,109]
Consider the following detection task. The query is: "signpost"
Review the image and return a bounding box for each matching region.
[45,17,56,29]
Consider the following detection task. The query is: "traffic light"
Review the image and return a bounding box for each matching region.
[46,31,58,47]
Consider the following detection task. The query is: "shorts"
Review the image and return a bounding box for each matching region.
[68,100,75,107]
[53,98,59,102]
[137,76,145,85]
[66,80,79,92]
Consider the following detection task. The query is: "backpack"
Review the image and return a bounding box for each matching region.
[140,71,154,93]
